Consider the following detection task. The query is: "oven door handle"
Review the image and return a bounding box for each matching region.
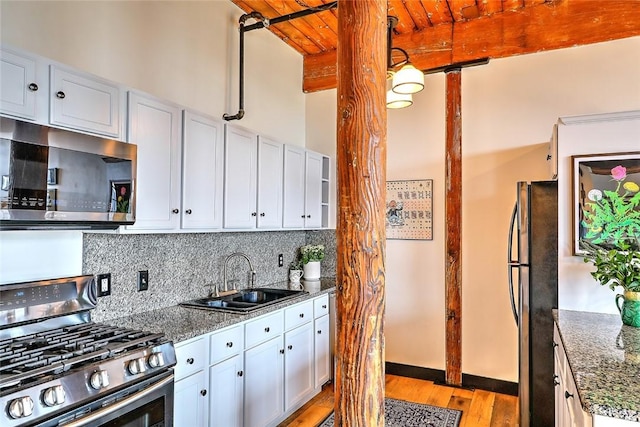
[62,374,174,427]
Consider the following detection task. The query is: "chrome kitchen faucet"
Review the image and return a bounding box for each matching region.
[222,252,257,296]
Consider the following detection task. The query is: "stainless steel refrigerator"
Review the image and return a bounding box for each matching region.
[508,181,558,427]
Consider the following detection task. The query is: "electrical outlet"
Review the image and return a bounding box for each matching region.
[137,270,149,291]
[96,273,111,297]
[278,253,284,267]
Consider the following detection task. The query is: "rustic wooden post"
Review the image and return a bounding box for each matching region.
[445,68,463,387]
[335,0,387,425]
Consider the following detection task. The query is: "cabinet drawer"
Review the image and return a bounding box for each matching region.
[285,300,313,331]
[210,325,244,365]
[245,311,284,349]
[313,295,329,319]
[174,337,207,380]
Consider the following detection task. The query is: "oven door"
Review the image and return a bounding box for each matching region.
[40,371,174,427]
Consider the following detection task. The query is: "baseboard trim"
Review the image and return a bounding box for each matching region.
[385,362,518,396]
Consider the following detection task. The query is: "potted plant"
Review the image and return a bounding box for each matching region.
[580,165,640,327]
[299,244,325,280]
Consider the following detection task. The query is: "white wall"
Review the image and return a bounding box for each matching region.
[305,36,640,382]
[557,112,640,315]
[0,0,306,283]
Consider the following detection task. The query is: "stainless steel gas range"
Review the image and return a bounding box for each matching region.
[0,275,177,427]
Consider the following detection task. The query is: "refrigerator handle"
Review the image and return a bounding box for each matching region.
[507,202,519,325]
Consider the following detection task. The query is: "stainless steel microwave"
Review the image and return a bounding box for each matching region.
[0,118,137,230]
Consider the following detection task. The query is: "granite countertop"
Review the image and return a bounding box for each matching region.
[553,309,640,422]
[104,278,335,343]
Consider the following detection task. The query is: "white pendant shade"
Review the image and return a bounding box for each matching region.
[386,89,412,109]
[392,63,424,94]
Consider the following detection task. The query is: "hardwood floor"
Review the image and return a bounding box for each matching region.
[279,374,519,427]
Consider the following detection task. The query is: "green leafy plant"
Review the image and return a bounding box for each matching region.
[580,165,640,292]
[289,259,303,271]
[300,244,325,264]
[581,241,640,292]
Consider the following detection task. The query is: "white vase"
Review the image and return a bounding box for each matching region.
[289,269,303,284]
[303,261,321,280]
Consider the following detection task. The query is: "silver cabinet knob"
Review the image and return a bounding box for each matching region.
[43,385,66,407]
[90,370,110,390]
[8,396,34,419]
[185,209,192,214]
[172,208,179,214]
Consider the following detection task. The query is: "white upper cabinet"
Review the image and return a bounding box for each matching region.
[282,145,306,228]
[224,124,258,229]
[126,91,182,231]
[50,65,123,139]
[181,111,224,230]
[0,45,125,140]
[0,47,43,121]
[304,151,323,229]
[283,145,329,229]
[256,135,283,229]
[223,126,284,230]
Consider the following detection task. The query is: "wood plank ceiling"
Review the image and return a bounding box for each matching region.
[230,0,640,93]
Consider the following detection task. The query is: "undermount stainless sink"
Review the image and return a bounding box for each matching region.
[179,288,307,313]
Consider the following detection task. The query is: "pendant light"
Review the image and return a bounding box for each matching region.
[392,63,424,94]
[386,16,424,109]
[386,72,413,109]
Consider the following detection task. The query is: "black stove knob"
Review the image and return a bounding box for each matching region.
[43,385,66,407]
[8,396,34,419]
[90,370,110,390]
[148,352,165,368]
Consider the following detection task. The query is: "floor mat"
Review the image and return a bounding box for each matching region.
[318,397,462,427]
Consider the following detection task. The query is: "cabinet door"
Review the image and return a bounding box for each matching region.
[182,111,224,230]
[50,65,122,139]
[224,125,258,229]
[284,322,314,412]
[174,371,208,427]
[282,145,306,228]
[210,354,244,427]
[0,48,38,120]
[304,151,323,228]
[244,336,284,427]
[257,136,283,229]
[126,91,182,231]
[314,314,331,388]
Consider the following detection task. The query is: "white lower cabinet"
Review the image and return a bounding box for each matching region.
[554,323,591,427]
[174,295,331,427]
[314,314,331,388]
[209,324,244,427]
[244,336,285,427]
[174,371,208,427]
[209,354,244,427]
[174,337,208,427]
[284,321,314,412]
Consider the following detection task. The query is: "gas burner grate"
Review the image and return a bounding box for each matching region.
[0,322,167,392]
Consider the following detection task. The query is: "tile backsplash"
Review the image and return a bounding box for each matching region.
[84,230,336,321]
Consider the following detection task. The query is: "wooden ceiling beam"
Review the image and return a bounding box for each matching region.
[303,0,640,92]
